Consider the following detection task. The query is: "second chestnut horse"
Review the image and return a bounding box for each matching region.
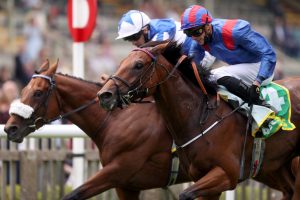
[4,60,190,200]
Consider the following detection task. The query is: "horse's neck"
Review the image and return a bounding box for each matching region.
[154,71,206,143]
[55,74,105,137]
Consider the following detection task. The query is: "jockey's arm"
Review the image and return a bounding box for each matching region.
[235,22,276,85]
[188,41,215,69]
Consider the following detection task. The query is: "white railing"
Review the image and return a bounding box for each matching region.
[0,124,237,199]
[0,124,87,138]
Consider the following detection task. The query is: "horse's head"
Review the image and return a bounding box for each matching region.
[4,60,60,143]
[98,42,173,110]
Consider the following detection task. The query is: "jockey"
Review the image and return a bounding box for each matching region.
[116,10,215,69]
[181,5,276,105]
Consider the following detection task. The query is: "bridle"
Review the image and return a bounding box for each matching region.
[26,74,98,130]
[108,48,184,107]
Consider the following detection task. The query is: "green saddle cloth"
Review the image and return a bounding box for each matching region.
[218,82,295,138]
[259,82,295,137]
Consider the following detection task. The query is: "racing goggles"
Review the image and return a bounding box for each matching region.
[184,26,205,37]
[124,31,143,41]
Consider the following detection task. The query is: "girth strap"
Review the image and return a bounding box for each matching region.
[166,141,180,186]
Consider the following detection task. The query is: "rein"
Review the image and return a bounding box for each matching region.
[28,74,98,130]
[47,98,98,123]
[109,48,188,107]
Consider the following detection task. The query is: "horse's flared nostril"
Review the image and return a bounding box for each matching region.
[4,125,18,135]
[98,91,113,103]
[4,125,21,142]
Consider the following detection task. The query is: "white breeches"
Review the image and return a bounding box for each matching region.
[210,62,274,86]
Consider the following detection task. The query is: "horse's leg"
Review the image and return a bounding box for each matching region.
[292,158,300,200]
[62,165,119,200]
[291,157,299,177]
[115,188,140,200]
[179,166,235,200]
[254,160,296,200]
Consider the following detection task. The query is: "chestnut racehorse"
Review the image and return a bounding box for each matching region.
[98,43,300,200]
[4,60,191,200]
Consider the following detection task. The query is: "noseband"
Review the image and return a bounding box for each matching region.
[108,48,185,107]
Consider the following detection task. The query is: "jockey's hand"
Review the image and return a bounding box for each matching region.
[248,84,260,105]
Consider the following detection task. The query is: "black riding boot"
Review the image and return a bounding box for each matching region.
[217,76,250,103]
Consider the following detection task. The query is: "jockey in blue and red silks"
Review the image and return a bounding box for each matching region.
[181,5,277,105]
[116,10,215,69]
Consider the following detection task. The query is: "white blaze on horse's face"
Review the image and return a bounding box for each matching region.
[9,99,34,119]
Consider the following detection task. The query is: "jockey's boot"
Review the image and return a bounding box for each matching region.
[217,76,249,101]
[217,76,264,105]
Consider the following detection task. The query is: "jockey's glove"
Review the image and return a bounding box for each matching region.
[248,84,261,105]
[200,51,216,69]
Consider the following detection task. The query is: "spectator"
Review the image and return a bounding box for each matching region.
[23,16,44,62]
[2,80,20,104]
[14,45,31,87]
[0,80,20,123]
[139,0,166,18]
[0,66,11,86]
[87,34,117,79]
[0,89,10,123]
[271,15,300,57]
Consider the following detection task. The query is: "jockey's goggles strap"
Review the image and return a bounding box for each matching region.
[191,61,208,95]
[133,48,157,61]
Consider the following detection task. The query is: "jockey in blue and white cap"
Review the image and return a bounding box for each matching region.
[116,10,215,69]
[181,5,277,105]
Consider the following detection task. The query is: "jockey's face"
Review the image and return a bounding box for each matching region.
[189,24,212,45]
[124,29,147,47]
[131,33,146,47]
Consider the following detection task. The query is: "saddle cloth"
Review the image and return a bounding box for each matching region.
[218,82,295,137]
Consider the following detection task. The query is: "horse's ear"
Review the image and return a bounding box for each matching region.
[48,59,59,75]
[36,60,50,74]
[99,73,109,85]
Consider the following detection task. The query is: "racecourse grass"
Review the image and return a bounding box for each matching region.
[1,185,72,200]
[0,185,118,200]
[0,183,277,200]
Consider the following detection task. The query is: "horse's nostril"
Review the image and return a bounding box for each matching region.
[4,125,18,134]
[4,125,19,139]
[98,92,113,103]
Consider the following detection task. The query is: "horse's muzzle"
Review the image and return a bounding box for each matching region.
[4,125,24,143]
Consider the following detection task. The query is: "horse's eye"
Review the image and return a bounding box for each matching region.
[34,90,43,98]
[135,63,144,70]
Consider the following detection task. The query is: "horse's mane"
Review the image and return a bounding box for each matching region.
[141,41,217,94]
[155,42,218,95]
[56,72,103,87]
[140,40,168,48]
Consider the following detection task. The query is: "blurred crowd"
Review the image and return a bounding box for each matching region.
[268,0,300,58]
[0,0,299,130]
